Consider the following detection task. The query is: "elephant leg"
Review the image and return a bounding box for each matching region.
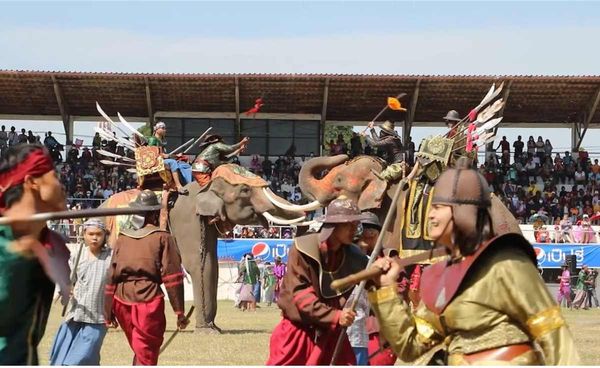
[180,217,221,333]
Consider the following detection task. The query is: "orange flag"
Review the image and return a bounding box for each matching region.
[387,97,406,111]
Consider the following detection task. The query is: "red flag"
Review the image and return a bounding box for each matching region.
[467,108,477,122]
[244,97,264,116]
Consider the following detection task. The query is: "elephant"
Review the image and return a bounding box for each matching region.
[292,154,521,258]
[102,164,307,333]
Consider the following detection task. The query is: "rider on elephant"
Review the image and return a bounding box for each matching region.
[361,120,404,181]
[191,134,250,186]
[443,110,461,138]
[147,121,192,195]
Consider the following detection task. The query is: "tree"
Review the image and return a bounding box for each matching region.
[324,124,354,155]
[138,124,151,137]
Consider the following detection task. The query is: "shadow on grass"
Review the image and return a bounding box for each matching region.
[222,328,271,335]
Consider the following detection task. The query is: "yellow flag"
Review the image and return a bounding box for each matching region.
[387,97,406,111]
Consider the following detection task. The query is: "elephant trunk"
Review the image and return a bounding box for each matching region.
[298,154,349,204]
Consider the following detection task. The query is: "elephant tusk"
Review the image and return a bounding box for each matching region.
[291,220,317,227]
[262,188,322,212]
[261,212,306,225]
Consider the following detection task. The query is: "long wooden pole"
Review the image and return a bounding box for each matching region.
[362,93,407,134]
[0,206,161,226]
[329,163,419,365]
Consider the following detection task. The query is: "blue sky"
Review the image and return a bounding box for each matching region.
[2,1,600,74]
[1,1,600,150]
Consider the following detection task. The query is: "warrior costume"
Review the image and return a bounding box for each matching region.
[192,135,247,186]
[0,147,70,365]
[266,198,369,365]
[365,121,404,181]
[147,122,193,186]
[369,163,579,365]
[104,191,184,365]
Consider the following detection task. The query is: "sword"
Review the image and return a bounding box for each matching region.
[159,306,195,354]
[168,138,195,156]
[183,127,213,154]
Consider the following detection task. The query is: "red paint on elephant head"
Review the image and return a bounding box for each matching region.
[299,155,387,210]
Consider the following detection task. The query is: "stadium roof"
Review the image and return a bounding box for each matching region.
[1,70,599,127]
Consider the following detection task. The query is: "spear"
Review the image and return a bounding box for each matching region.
[61,241,85,317]
[159,306,195,354]
[362,93,407,134]
[0,206,162,226]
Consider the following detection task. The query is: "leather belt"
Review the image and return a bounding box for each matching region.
[460,343,533,364]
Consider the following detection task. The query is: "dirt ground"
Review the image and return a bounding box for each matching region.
[38,301,600,365]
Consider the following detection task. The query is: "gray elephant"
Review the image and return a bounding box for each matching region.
[104,164,307,333]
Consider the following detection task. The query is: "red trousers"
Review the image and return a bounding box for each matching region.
[267,317,355,366]
[367,332,397,365]
[113,296,166,365]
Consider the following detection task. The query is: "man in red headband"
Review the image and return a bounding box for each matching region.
[0,144,70,364]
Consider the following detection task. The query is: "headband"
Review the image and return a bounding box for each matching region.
[83,218,107,231]
[0,148,55,210]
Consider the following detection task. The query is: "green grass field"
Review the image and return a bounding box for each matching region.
[38,301,600,365]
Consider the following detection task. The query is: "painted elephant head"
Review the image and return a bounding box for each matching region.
[194,164,308,228]
[298,154,388,210]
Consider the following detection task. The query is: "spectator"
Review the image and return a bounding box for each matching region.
[513,135,524,162]
[526,136,535,158]
[0,125,7,156]
[495,136,510,165]
[535,225,551,243]
[27,130,36,144]
[8,126,18,146]
[535,136,545,162]
[238,253,260,312]
[262,262,276,307]
[586,269,599,309]
[273,256,286,302]
[350,132,362,158]
[544,139,553,162]
[17,128,27,144]
[92,132,102,150]
[573,265,590,310]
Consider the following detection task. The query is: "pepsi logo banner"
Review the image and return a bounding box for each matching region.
[217,238,293,263]
[533,244,600,268]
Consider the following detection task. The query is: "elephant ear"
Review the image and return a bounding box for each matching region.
[195,185,227,220]
[357,175,388,211]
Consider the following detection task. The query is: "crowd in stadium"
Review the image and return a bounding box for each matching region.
[3,126,600,243]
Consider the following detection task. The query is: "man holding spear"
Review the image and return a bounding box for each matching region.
[0,144,71,365]
[266,197,369,365]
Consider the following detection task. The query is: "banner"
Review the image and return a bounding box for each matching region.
[533,243,600,268]
[217,238,293,263]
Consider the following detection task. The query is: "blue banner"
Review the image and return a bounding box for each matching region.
[217,238,293,263]
[533,243,600,268]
